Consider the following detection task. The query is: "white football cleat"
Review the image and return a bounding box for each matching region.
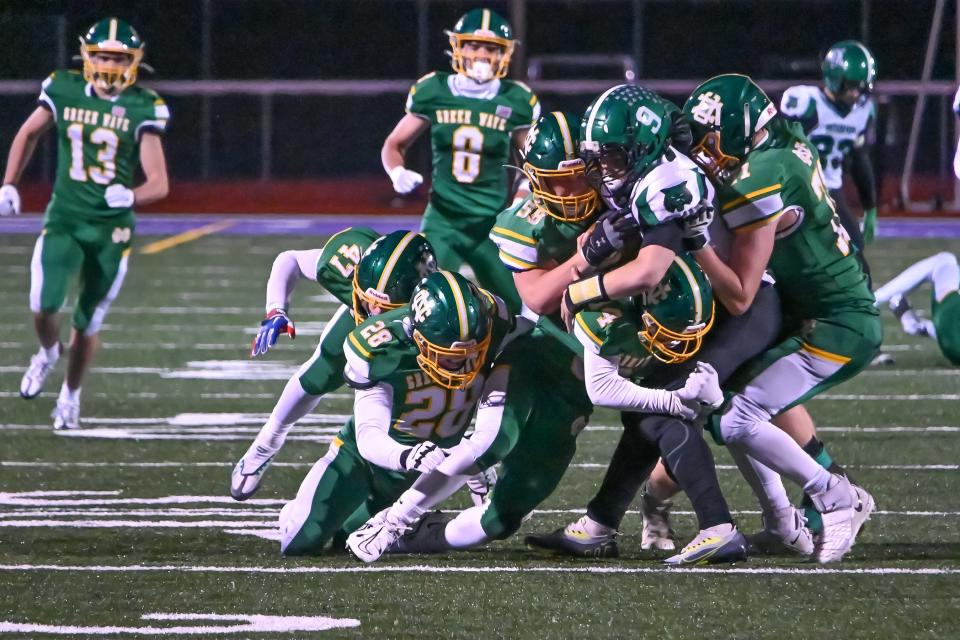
[51,399,80,430]
[851,484,876,541]
[20,348,60,399]
[346,508,410,563]
[664,523,748,566]
[639,489,677,551]
[230,444,277,501]
[811,474,857,563]
[749,507,814,556]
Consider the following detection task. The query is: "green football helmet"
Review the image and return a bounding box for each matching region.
[636,254,715,364]
[79,17,144,94]
[409,271,494,390]
[822,40,876,109]
[579,84,674,202]
[352,231,437,324]
[682,74,778,184]
[521,111,599,222]
[446,8,516,83]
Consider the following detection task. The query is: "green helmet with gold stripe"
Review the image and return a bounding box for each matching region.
[446,8,516,82]
[636,254,715,364]
[80,17,145,95]
[410,271,494,390]
[521,111,599,222]
[352,231,437,324]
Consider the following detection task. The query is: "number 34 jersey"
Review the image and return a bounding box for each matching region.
[406,71,540,217]
[38,69,170,221]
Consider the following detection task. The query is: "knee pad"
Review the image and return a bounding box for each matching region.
[719,394,768,443]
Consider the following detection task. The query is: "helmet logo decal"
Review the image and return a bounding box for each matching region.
[791,141,814,167]
[412,289,436,324]
[690,92,723,127]
[644,281,673,306]
[636,106,662,133]
[522,122,539,156]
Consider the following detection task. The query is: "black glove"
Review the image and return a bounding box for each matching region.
[669,110,694,154]
[581,208,640,267]
[681,203,714,252]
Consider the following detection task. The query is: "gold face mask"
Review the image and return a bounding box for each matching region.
[448,35,514,81]
[524,159,599,223]
[690,131,742,184]
[351,270,405,325]
[81,47,142,94]
[412,330,492,391]
[637,301,715,364]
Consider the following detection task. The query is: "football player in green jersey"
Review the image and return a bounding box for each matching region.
[781,41,878,248]
[280,271,515,555]
[231,229,437,500]
[381,8,540,315]
[3,18,170,430]
[875,252,960,365]
[681,74,880,562]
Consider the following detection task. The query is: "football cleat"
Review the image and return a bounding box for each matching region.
[346,508,410,563]
[639,488,677,551]
[664,523,748,566]
[51,399,80,430]
[747,507,814,557]
[230,444,277,501]
[810,474,857,563]
[869,352,895,366]
[524,515,619,558]
[20,347,60,399]
[388,511,452,555]
[850,484,876,541]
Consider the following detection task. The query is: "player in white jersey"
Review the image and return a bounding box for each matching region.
[780,40,878,251]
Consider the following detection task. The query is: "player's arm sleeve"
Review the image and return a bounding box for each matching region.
[264,249,322,312]
[779,88,818,134]
[136,97,171,141]
[37,73,57,119]
[848,144,877,210]
[354,382,408,471]
[641,220,684,253]
[580,347,678,413]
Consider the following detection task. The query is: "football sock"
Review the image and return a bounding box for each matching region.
[254,377,321,451]
[58,382,80,405]
[41,343,60,363]
[444,506,489,549]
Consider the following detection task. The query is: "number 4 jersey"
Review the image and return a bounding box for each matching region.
[406,71,540,217]
[38,69,170,221]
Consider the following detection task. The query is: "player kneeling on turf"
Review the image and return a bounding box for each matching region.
[279,271,515,555]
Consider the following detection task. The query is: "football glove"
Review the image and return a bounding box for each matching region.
[400,441,448,474]
[672,362,723,419]
[251,308,296,357]
[669,110,694,154]
[104,184,135,208]
[682,203,714,252]
[0,184,21,216]
[466,467,498,507]
[388,166,424,195]
[861,207,877,245]
[580,207,639,268]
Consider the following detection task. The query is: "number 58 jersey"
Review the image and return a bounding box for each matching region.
[406,71,539,217]
[38,69,170,221]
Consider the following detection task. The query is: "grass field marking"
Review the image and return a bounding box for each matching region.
[0,612,361,635]
[0,392,353,400]
[53,429,335,442]
[139,219,237,255]
[0,563,957,576]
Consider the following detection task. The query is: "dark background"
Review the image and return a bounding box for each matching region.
[0,0,956,192]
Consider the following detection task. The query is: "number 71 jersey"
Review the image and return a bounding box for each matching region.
[38,69,170,220]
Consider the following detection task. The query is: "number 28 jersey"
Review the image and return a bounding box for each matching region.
[38,69,170,221]
[406,71,539,217]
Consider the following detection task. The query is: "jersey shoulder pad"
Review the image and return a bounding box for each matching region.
[405,71,444,115]
[631,152,712,227]
[501,79,540,126]
[719,151,788,232]
[573,302,635,356]
[780,85,818,117]
[129,85,172,137]
[344,307,412,384]
[317,226,381,303]
[490,197,544,272]
[39,70,80,112]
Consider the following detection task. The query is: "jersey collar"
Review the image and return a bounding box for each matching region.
[85,82,121,102]
[449,74,501,100]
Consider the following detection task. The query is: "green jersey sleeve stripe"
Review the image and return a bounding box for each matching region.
[720,184,782,212]
[574,315,603,354]
[723,192,785,230]
[491,235,537,264]
[490,226,536,246]
[346,332,373,360]
[498,250,536,272]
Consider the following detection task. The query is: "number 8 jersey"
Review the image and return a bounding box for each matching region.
[406,71,539,216]
[38,69,170,221]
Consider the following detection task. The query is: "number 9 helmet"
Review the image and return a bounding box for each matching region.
[446,8,517,83]
[80,17,145,94]
[522,111,599,223]
[353,231,437,324]
[682,74,778,183]
[580,85,674,202]
[822,40,877,109]
[409,271,494,390]
[636,254,715,364]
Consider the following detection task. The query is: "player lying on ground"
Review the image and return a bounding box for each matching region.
[344,257,725,564]
[3,18,170,430]
[279,271,516,555]
[382,8,539,313]
[231,229,437,500]
[874,252,960,365]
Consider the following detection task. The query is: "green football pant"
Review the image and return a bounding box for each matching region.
[421,202,521,314]
[296,305,355,396]
[934,291,960,365]
[29,212,135,334]
[279,433,415,555]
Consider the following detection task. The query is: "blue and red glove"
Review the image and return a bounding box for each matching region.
[251,308,296,357]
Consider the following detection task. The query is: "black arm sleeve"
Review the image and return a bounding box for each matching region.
[849,145,877,210]
[640,221,684,254]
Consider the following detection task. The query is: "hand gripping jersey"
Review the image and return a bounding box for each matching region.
[779,85,874,190]
[38,69,170,220]
[716,118,876,323]
[406,71,540,216]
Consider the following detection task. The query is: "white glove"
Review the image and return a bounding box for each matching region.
[671,362,724,419]
[105,184,135,208]
[388,166,423,195]
[0,184,21,216]
[400,441,448,474]
[466,466,498,506]
[682,203,714,251]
